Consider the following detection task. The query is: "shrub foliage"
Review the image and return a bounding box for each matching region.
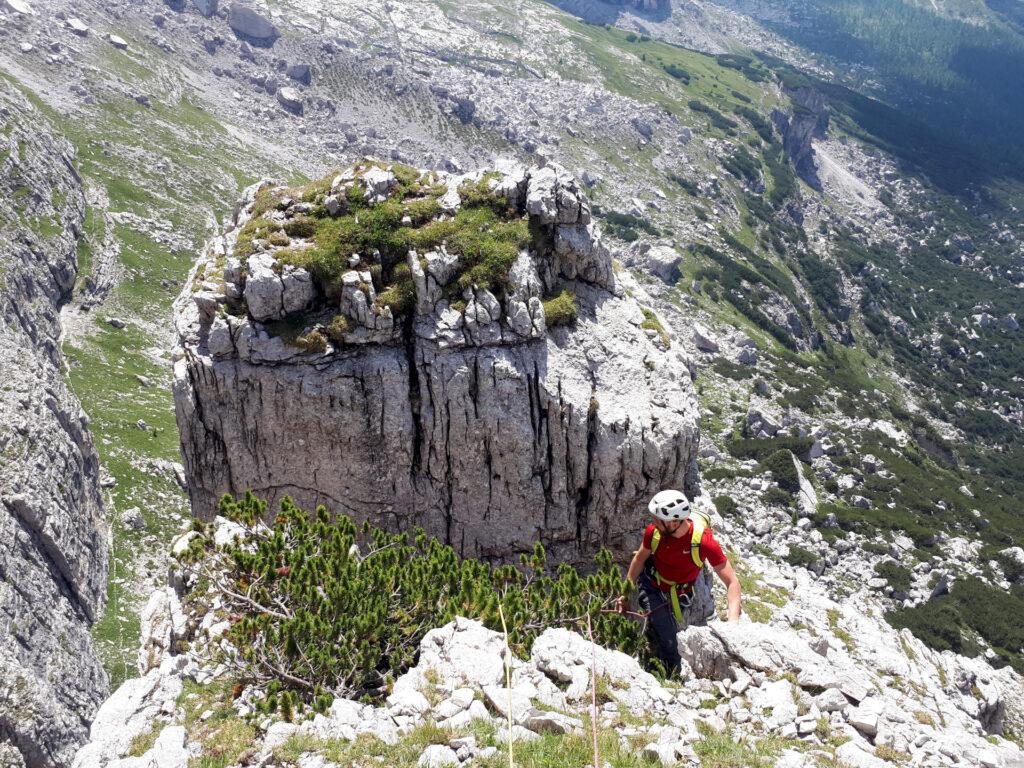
[183,493,643,716]
[542,289,578,327]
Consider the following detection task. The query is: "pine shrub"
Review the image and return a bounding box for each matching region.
[874,560,912,593]
[185,493,642,713]
[757,450,801,493]
[785,545,820,569]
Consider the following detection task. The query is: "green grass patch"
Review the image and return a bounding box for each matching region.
[543,289,577,327]
[693,723,788,767]
[640,307,670,346]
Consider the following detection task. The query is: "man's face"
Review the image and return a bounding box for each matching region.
[653,517,685,536]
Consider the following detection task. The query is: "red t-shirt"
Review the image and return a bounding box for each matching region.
[642,522,727,589]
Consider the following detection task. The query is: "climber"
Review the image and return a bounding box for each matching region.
[615,489,741,676]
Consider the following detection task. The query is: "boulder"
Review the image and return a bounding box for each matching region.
[192,0,217,15]
[417,745,458,767]
[531,627,668,714]
[746,408,781,438]
[794,453,818,518]
[227,3,279,43]
[66,17,90,35]
[849,697,884,737]
[276,87,303,115]
[835,740,890,768]
[3,0,33,14]
[409,618,510,690]
[631,117,654,140]
[692,324,719,353]
[242,254,313,321]
[523,709,582,734]
[136,726,188,768]
[677,626,732,680]
[286,63,312,85]
[211,516,247,548]
[644,245,682,284]
[748,679,798,731]
[137,588,186,673]
[71,664,183,767]
[362,167,396,202]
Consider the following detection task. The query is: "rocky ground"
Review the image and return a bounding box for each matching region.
[70,515,1024,768]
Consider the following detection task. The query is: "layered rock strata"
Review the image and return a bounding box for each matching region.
[173,161,700,564]
[0,85,109,767]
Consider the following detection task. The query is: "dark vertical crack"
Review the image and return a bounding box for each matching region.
[574,377,599,550]
[470,353,480,420]
[403,314,423,475]
[443,399,453,545]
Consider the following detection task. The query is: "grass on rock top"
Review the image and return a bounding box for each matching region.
[241,163,531,311]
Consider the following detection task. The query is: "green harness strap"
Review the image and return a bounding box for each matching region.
[650,510,711,623]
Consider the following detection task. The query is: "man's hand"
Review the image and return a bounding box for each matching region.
[614,595,628,614]
[713,560,742,622]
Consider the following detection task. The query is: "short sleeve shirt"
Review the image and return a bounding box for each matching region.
[642,521,727,589]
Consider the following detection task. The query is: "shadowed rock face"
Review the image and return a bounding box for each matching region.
[772,86,829,191]
[0,86,108,767]
[173,162,700,566]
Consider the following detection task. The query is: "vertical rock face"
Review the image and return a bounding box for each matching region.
[0,85,109,767]
[772,87,829,190]
[173,161,700,566]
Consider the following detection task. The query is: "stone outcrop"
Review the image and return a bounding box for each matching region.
[0,85,108,767]
[173,161,700,565]
[772,86,829,190]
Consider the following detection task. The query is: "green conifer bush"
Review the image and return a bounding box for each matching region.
[181,493,643,715]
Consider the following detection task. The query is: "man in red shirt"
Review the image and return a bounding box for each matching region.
[616,489,742,675]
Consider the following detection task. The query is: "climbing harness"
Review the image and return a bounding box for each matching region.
[647,509,711,623]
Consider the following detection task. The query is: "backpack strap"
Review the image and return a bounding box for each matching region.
[689,509,712,569]
[651,528,661,555]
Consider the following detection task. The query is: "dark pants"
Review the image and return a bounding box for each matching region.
[637,564,715,677]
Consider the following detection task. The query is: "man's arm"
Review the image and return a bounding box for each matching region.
[615,546,651,611]
[714,560,742,622]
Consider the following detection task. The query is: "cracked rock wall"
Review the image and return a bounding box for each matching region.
[0,84,109,768]
[173,163,700,565]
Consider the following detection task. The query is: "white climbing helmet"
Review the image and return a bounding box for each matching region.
[648,489,690,521]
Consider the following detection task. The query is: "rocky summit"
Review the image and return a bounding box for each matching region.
[173,160,699,565]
